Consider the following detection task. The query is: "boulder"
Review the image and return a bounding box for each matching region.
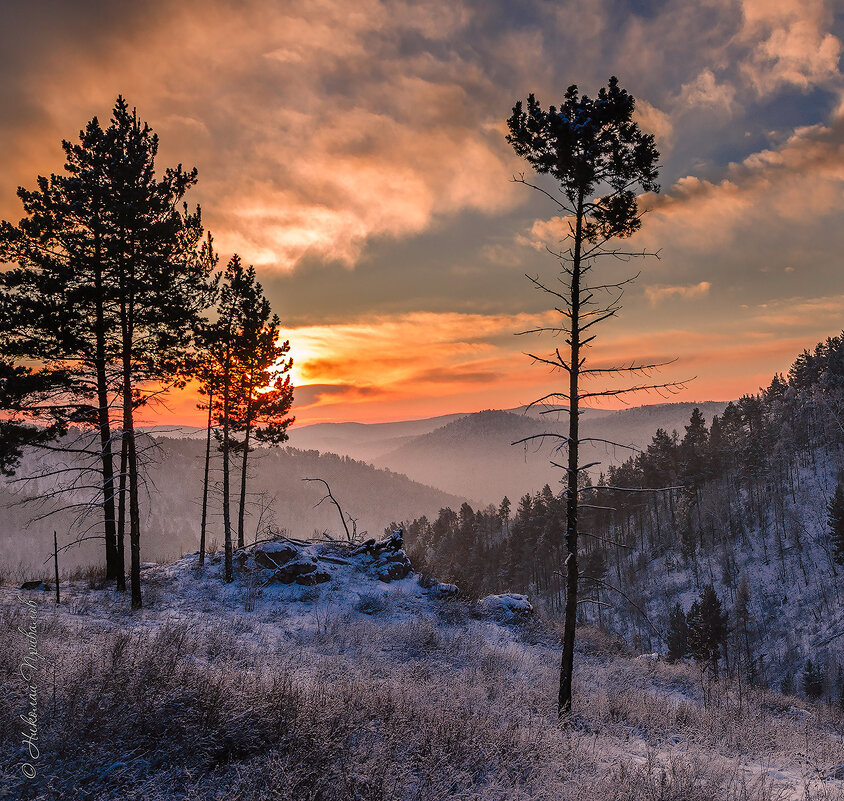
[376,557,412,582]
[253,542,299,570]
[479,593,533,620]
[270,557,319,585]
[429,582,459,599]
[295,570,331,586]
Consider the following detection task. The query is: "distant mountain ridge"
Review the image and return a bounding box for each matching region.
[288,402,729,504]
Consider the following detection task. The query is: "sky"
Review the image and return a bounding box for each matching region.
[1,0,844,425]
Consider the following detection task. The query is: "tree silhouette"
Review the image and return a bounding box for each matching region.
[666,602,689,662]
[0,97,216,606]
[229,286,293,548]
[507,76,681,715]
[827,482,844,564]
[803,659,824,700]
[687,585,729,680]
[197,257,292,576]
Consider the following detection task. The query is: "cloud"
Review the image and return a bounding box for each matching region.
[634,99,675,151]
[737,0,842,94]
[677,69,736,113]
[0,0,523,272]
[640,108,844,252]
[645,281,712,305]
[293,383,388,407]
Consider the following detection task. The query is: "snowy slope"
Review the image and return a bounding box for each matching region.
[2,534,843,801]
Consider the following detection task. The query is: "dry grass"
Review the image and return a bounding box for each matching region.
[0,599,842,801]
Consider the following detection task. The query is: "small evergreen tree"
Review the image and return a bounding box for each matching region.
[827,483,844,564]
[734,574,755,682]
[687,585,729,679]
[803,659,824,701]
[666,602,689,662]
[781,671,794,696]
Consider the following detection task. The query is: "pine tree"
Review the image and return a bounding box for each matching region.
[198,257,292,576]
[803,659,824,700]
[0,99,215,602]
[228,280,293,548]
[734,573,755,680]
[200,256,250,582]
[680,407,709,494]
[0,114,125,581]
[666,602,689,662]
[687,584,729,679]
[827,483,844,564]
[507,76,662,715]
[105,99,216,607]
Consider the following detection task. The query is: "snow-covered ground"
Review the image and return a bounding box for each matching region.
[2,534,843,800]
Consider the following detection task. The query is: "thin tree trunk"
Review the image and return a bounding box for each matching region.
[222,342,233,582]
[559,189,584,717]
[199,381,214,566]
[119,233,142,609]
[116,431,127,592]
[92,218,118,581]
[121,297,142,609]
[237,383,254,548]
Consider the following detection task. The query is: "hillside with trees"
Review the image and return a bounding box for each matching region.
[0,435,464,579]
[402,333,844,698]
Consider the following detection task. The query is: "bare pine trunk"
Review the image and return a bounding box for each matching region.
[237,382,254,549]
[116,431,127,592]
[199,382,214,567]
[559,191,584,717]
[222,344,233,582]
[120,253,142,609]
[92,224,118,581]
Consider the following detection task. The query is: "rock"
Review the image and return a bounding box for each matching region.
[270,557,319,584]
[349,538,377,556]
[295,570,331,586]
[376,558,412,582]
[375,549,412,582]
[20,580,47,591]
[345,529,412,582]
[430,582,459,599]
[479,593,533,620]
[351,530,404,557]
[253,542,299,570]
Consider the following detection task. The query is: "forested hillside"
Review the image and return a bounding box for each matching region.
[404,334,844,698]
[0,437,464,578]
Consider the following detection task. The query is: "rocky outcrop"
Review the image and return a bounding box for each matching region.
[269,557,330,586]
[252,542,299,570]
[479,593,533,621]
[241,530,412,587]
[349,530,412,582]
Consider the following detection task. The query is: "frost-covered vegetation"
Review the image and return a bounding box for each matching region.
[2,543,844,800]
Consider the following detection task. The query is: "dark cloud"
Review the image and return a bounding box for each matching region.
[293,383,388,407]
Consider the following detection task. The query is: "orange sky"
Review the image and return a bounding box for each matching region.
[2,0,844,427]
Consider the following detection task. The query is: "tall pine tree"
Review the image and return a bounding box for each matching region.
[827,483,844,564]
